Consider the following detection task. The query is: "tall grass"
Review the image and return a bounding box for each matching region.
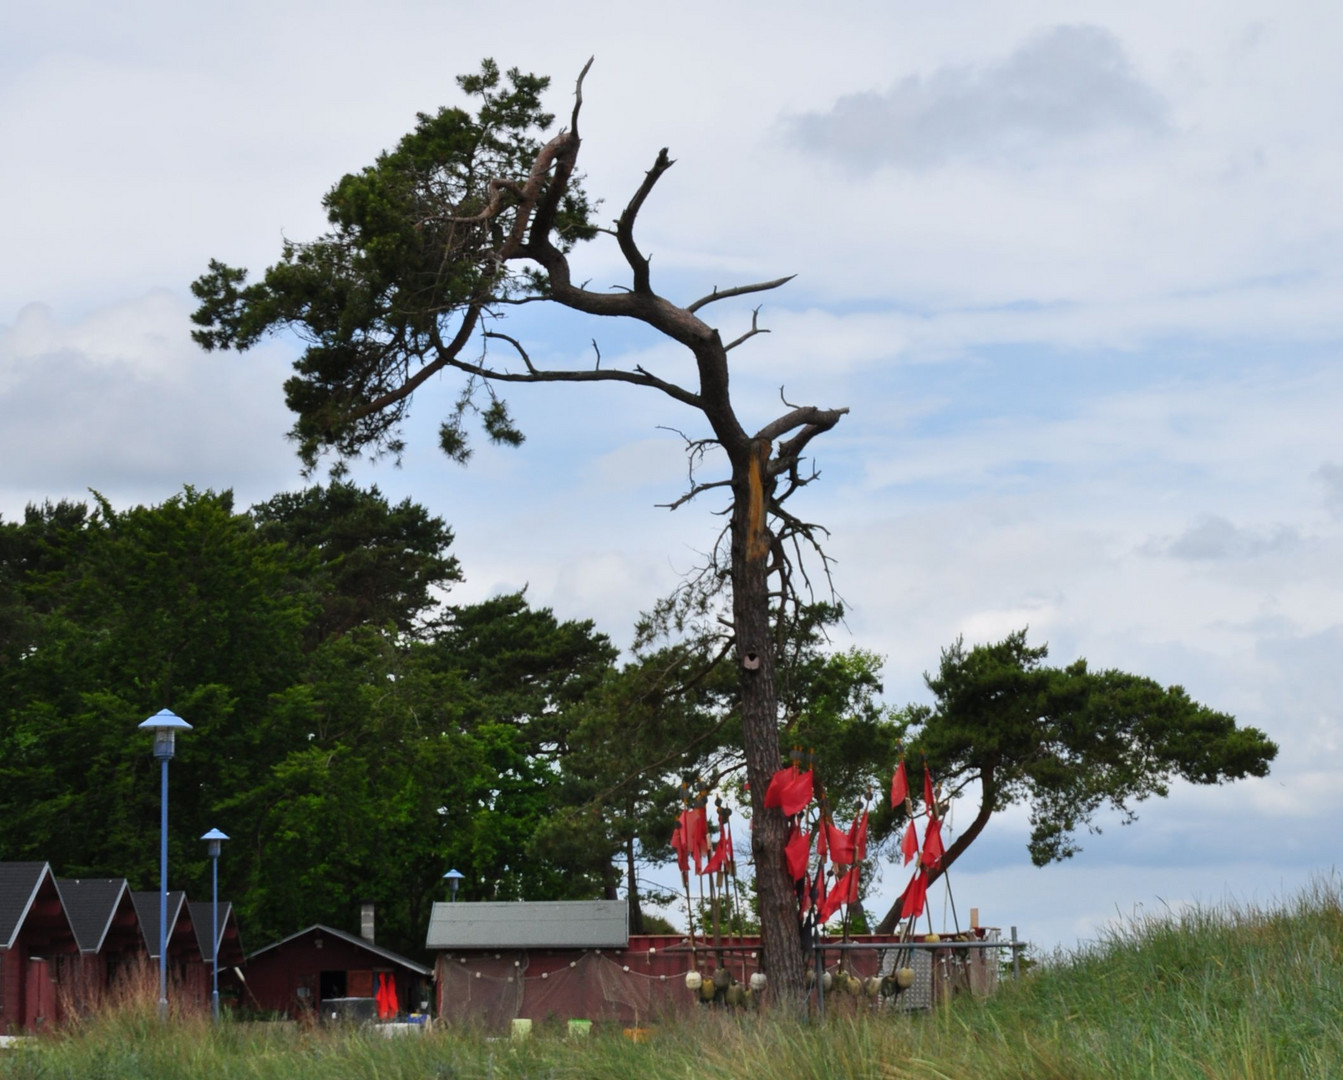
[5,878,1341,1079]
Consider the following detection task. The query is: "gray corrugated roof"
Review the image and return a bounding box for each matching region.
[56,878,130,953]
[246,924,431,976]
[425,900,629,950]
[130,890,187,959]
[0,863,50,949]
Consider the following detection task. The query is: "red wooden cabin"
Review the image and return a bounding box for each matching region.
[0,863,80,1032]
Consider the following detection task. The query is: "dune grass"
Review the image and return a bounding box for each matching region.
[4,879,1340,1079]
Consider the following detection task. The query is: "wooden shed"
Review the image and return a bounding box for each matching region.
[55,877,146,1011]
[243,925,432,1021]
[130,890,208,1007]
[0,863,79,1032]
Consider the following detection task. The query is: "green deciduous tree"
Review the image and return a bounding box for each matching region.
[874,630,1278,932]
[192,59,849,1000]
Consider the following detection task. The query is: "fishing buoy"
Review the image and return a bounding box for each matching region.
[749,971,767,992]
[895,967,915,989]
[712,968,732,989]
[685,970,702,991]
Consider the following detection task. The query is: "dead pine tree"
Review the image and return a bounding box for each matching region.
[191,57,848,1009]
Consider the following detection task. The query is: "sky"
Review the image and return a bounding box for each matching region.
[3,1,1341,954]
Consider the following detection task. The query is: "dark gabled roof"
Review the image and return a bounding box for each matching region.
[248,924,431,976]
[56,878,131,953]
[0,863,52,949]
[130,890,187,959]
[425,900,629,950]
[187,901,241,960]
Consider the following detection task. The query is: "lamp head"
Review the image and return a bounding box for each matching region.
[139,709,192,760]
[201,827,229,859]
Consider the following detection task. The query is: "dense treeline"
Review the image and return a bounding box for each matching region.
[0,485,894,958]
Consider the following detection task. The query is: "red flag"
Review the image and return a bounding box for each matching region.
[901,821,919,865]
[899,869,928,920]
[704,830,732,876]
[679,807,710,874]
[923,765,937,818]
[670,818,689,874]
[376,973,391,1019]
[784,826,812,881]
[818,867,859,924]
[845,864,861,904]
[921,817,945,869]
[825,819,855,866]
[891,760,908,807]
[780,769,814,816]
[385,973,399,1017]
[764,767,796,810]
[848,809,868,863]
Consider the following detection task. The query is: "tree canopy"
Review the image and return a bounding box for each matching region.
[0,486,619,956]
[874,630,1278,932]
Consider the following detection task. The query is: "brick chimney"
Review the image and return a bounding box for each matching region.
[360,902,375,945]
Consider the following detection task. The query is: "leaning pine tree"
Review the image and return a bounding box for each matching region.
[191,59,846,1006]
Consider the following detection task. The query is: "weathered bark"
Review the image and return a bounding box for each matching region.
[730,438,807,1009]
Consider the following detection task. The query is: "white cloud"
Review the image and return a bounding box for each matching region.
[788,25,1168,170]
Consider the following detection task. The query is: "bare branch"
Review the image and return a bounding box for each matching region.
[482,330,538,374]
[571,56,595,135]
[617,148,675,294]
[724,307,770,352]
[591,339,601,369]
[756,404,849,444]
[657,478,733,512]
[687,275,796,314]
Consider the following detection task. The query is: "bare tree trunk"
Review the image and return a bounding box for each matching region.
[732,439,807,1011]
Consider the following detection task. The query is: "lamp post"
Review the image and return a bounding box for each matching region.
[139,708,191,1019]
[201,828,229,1022]
[443,868,464,902]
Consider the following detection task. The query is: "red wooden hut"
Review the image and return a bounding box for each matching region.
[243,924,432,1021]
[130,890,207,1007]
[0,863,80,1032]
[55,877,147,1011]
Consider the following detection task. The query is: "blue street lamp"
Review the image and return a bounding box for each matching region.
[201,828,229,1022]
[139,708,191,1018]
[443,868,465,902]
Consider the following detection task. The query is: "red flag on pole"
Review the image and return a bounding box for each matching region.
[825,819,855,866]
[921,817,945,869]
[818,867,860,924]
[671,818,689,873]
[899,869,928,920]
[784,826,812,881]
[923,764,937,818]
[704,830,732,875]
[780,769,814,816]
[848,809,869,863]
[901,821,919,865]
[764,767,794,810]
[891,760,908,807]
